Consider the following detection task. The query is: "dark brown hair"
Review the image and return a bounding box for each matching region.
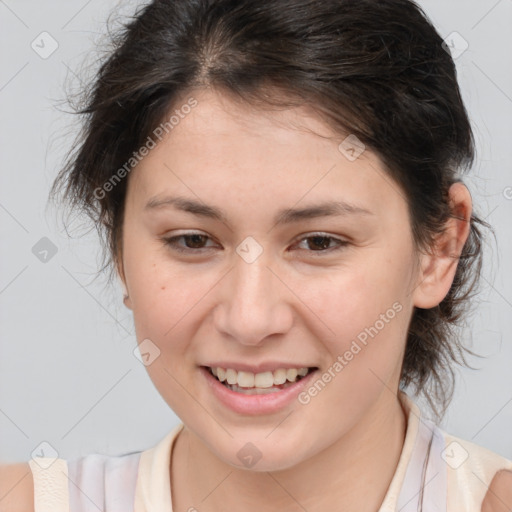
[49,0,490,417]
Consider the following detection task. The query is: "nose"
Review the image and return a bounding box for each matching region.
[213,251,294,346]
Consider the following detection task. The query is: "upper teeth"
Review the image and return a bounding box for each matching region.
[211,367,309,388]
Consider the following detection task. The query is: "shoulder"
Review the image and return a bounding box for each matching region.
[440,431,512,475]
[436,429,512,510]
[0,463,34,512]
[482,469,512,511]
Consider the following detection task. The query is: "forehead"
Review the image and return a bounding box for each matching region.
[172,87,339,140]
[127,88,406,222]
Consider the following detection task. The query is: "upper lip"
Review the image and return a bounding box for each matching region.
[202,362,317,373]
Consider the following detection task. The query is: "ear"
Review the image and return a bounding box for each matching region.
[115,254,133,310]
[412,182,472,309]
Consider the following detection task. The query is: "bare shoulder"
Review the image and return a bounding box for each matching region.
[0,463,34,512]
[481,469,512,512]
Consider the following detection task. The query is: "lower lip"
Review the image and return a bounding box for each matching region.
[200,366,318,415]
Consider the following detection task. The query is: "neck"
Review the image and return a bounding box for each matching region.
[171,392,407,512]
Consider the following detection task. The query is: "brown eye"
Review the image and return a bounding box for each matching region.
[161,231,348,257]
[294,233,349,254]
[305,236,333,251]
[161,232,216,253]
[180,234,209,249]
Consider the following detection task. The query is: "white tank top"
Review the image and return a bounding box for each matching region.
[28,393,512,511]
[41,418,446,511]
[66,450,142,511]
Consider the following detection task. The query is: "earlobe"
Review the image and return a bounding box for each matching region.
[116,259,133,310]
[412,182,472,309]
[121,280,133,310]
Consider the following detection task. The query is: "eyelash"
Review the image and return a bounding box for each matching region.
[160,231,349,256]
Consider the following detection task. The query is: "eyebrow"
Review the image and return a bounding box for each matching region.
[144,195,374,226]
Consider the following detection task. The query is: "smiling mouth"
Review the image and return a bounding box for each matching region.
[204,366,318,395]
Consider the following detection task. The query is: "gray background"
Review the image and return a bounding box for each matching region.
[0,0,511,463]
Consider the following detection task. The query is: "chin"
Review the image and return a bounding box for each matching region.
[228,450,308,473]
[206,431,314,473]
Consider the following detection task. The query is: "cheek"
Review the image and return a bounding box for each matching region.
[300,249,413,378]
[124,227,196,317]
[129,266,208,348]
[124,252,213,409]
[122,238,203,352]
[294,268,409,430]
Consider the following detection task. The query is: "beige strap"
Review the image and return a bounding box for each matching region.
[445,433,512,510]
[28,457,69,512]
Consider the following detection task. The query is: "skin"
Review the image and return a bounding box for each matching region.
[482,470,512,511]
[118,86,473,511]
[0,91,509,512]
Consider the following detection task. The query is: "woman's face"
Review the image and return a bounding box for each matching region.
[120,87,421,471]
